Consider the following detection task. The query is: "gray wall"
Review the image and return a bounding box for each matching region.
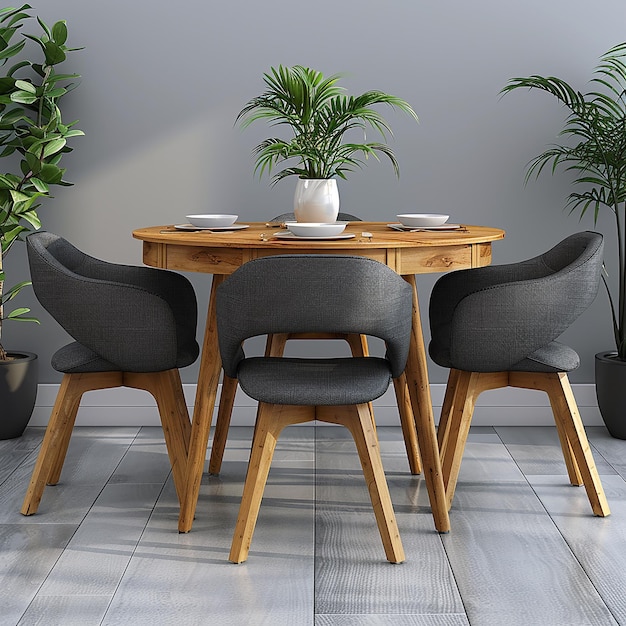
[5,0,625,384]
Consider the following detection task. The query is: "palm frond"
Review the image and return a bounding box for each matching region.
[502,75,586,112]
[504,42,626,354]
[236,65,417,182]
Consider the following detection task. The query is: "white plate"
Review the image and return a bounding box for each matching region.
[273,232,356,241]
[174,223,249,231]
[287,222,346,237]
[186,213,238,227]
[387,223,462,231]
[284,221,350,226]
[397,213,450,227]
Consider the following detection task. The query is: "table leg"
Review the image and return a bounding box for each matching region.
[178,274,225,532]
[403,275,451,533]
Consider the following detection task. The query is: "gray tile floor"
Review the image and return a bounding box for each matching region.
[1,423,626,625]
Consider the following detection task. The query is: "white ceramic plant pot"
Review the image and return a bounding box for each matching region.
[293,178,340,223]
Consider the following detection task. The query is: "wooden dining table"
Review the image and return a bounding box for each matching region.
[132,220,505,535]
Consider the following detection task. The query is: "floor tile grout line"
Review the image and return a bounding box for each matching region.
[99,427,171,626]
[438,532,471,624]
[17,426,156,626]
[493,425,620,624]
[0,436,43,490]
[437,424,501,626]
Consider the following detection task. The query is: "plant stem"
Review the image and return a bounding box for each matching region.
[615,200,626,360]
[37,65,52,127]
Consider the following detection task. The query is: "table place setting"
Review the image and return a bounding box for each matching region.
[160,214,250,233]
[387,213,466,232]
[272,221,356,240]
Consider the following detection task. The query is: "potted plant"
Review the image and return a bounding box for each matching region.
[501,42,626,438]
[236,65,418,222]
[0,4,83,438]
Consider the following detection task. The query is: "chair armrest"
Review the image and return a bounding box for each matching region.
[429,257,552,330]
[27,232,199,371]
[429,256,601,371]
[80,259,197,349]
[447,275,576,370]
[46,275,182,371]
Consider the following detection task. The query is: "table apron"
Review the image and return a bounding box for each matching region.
[141,241,493,275]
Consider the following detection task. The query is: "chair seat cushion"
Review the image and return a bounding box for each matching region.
[509,341,580,373]
[52,342,119,373]
[430,333,580,372]
[237,357,393,405]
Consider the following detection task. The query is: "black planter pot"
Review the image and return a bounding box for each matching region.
[595,350,626,439]
[0,351,38,439]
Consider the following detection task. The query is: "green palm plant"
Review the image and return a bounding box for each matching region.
[236,65,418,184]
[0,4,83,360]
[501,42,626,360]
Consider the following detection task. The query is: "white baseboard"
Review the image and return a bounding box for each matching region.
[29,382,604,428]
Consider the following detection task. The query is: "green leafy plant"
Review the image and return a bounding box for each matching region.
[236,65,418,184]
[0,4,83,360]
[502,42,626,360]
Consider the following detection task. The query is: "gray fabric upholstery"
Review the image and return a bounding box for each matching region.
[216,255,413,405]
[237,357,393,405]
[51,342,119,373]
[508,341,580,373]
[270,212,362,222]
[27,232,199,373]
[429,231,603,373]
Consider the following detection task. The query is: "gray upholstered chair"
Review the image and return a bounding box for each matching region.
[429,231,610,517]
[21,232,199,516]
[217,254,412,563]
[209,210,422,477]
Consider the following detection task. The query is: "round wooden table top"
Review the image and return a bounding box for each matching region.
[133,221,505,276]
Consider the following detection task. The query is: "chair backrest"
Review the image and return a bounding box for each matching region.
[27,232,199,372]
[269,212,362,222]
[216,255,413,378]
[429,231,604,371]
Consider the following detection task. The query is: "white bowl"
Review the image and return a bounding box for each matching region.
[186,214,238,228]
[287,222,346,237]
[397,213,449,227]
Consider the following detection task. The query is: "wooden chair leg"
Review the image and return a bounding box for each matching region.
[229,403,314,563]
[440,371,481,510]
[440,371,509,510]
[547,385,583,487]
[45,392,83,487]
[546,372,610,517]
[345,332,369,357]
[552,416,584,486]
[509,371,582,486]
[437,368,461,459]
[125,369,191,506]
[339,403,405,564]
[21,372,123,516]
[393,373,422,474]
[208,374,239,475]
[265,332,289,357]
